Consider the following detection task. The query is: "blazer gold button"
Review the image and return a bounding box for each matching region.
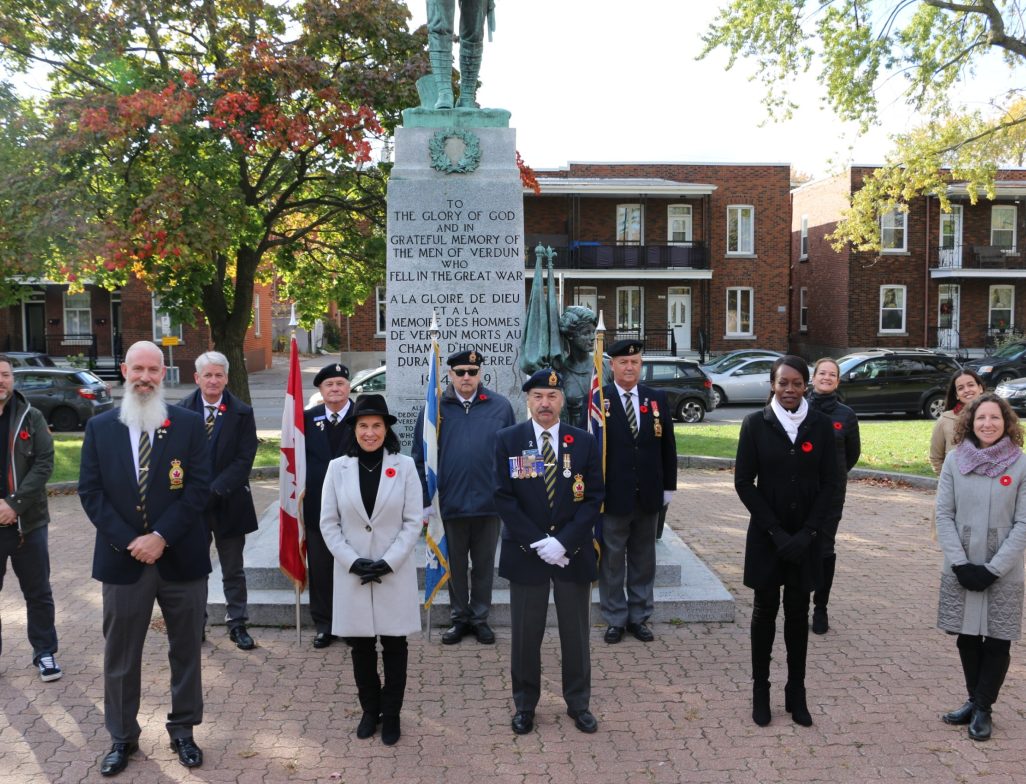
[136,505,143,512]
[365,525,372,532]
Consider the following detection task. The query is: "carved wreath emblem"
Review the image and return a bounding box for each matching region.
[429,128,481,174]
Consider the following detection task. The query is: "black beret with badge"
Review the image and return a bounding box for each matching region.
[447,348,484,367]
[521,368,564,392]
[313,362,350,386]
[607,339,644,357]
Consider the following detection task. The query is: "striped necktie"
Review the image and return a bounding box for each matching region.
[205,405,216,437]
[138,430,151,528]
[541,431,556,508]
[330,412,339,426]
[624,391,638,438]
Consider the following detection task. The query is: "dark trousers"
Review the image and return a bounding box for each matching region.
[957,634,1012,710]
[305,515,333,634]
[346,636,408,717]
[212,532,248,628]
[751,568,810,687]
[598,508,659,627]
[443,515,500,625]
[102,565,206,743]
[509,578,591,714]
[0,525,58,663]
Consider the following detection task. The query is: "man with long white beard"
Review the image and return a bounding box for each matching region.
[79,341,211,777]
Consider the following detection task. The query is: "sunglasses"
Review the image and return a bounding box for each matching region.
[452,368,479,377]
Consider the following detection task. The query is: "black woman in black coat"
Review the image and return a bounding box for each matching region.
[734,356,840,728]
[807,357,861,635]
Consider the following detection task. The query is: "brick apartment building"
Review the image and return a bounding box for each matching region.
[0,275,273,379]
[343,161,793,372]
[791,166,1026,359]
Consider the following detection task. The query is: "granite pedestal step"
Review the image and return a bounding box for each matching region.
[206,504,734,628]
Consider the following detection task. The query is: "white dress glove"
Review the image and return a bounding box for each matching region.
[663,490,675,507]
[530,536,567,565]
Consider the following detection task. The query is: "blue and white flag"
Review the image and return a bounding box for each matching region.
[423,338,449,607]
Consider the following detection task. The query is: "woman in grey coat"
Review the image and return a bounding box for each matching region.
[936,393,1026,741]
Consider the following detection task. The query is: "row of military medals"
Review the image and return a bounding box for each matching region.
[602,397,663,437]
[509,451,573,480]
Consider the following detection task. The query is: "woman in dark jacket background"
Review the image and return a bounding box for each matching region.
[807,357,861,634]
[735,356,840,727]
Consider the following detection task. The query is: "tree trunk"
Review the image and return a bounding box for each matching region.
[201,247,258,404]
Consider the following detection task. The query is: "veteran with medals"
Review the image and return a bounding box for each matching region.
[493,370,604,736]
[79,341,211,776]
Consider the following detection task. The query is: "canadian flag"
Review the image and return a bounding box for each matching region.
[278,336,307,590]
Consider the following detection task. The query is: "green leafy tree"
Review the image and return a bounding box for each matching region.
[0,0,426,400]
[701,1,1026,251]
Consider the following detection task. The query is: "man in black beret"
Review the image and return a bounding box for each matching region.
[598,340,677,644]
[493,369,604,735]
[413,348,515,645]
[304,363,355,649]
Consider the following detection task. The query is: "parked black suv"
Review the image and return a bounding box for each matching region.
[834,349,961,419]
[963,342,1026,388]
[641,357,716,423]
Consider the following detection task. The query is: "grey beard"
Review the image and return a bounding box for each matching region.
[118,383,168,432]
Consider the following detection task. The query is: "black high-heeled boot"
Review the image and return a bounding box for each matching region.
[349,638,381,739]
[943,635,982,725]
[784,684,813,727]
[380,636,409,746]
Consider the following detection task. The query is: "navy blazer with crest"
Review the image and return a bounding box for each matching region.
[303,402,355,528]
[494,420,605,585]
[79,405,212,585]
[177,387,259,538]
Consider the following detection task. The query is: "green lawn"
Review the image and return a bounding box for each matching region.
[675,420,937,477]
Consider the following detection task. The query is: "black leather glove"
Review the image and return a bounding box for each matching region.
[954,563,998,591]
[349,558,376,577]
[368,559,392,576]
[769,528,790,550]
[776,528,814,564]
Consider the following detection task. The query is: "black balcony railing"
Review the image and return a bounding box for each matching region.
[44,333,98,366]
[524,241,708,271]
[932,244,1025,270]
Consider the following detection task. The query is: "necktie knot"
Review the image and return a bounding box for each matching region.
[330,412,339,425]
[463,400,471,413]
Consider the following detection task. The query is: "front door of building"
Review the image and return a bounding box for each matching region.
[668,286,691,353]
[939,206,963,269]
[22,294,45,353]
[937,284,960,350]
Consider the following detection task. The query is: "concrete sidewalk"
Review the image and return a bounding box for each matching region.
[1,470,1020,783]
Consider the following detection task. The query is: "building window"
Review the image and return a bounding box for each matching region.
[375,286,387,336]
[879,285,906,333]
[800,215,809,259]
[667,204,692,243]
[990,285,1014,331]
[992,205,1017,252]
[727,205,754,255]
[616,204,642,245]
[726,287,754,336]
[616,286,642,334]
[253,293,261,337]
[880,208,907,253]
[62,291,92,337]
[152,295,184,342]
[571,285,597,314]
[799,287,808,332]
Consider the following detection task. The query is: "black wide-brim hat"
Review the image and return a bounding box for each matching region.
[343,393,397,427]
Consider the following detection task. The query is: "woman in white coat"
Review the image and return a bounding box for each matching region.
[320,394,422,746]
[936,393,1026,742]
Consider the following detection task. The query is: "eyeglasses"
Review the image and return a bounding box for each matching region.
[452,368,479,377]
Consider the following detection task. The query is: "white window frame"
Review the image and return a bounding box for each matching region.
[152,295,184,342]
[992,205,1017,253]
[253,293,261,337]
[571,285,598,314]
[667,204,692,244]
[799,287,808,332]
[880,208,908,253]
[62,290,92,340]
[879,285,907,334]
[375,286,387,337]
[616,286,643,333]
[800,215,809,259]
[616,204,642,245]
[725,287,754,337]
[727,205,755,255]
[989,284,1015,331]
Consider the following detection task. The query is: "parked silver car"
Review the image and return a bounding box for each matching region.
[705,356,777,407]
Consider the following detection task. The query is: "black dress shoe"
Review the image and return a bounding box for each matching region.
[511,710,534,735]
[170,737,203,768]
[568,709,598,733]
[312,631,333,649]
[626,622,654,642]
[229,625,256,650]
[968,706,993,741]
[604,625,624,644]
[942,699,975,725]
[356,712,380,739]
[442,622,472,645]
[99,742,137,777]
[473,623,496,644]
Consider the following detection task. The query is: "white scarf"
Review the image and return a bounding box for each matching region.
[770,396,808,443]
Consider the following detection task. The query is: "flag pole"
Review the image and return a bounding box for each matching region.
[289,304,302,644]
[595,310,607,476]
[425,311,440,643]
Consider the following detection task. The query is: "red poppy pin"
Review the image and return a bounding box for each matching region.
[833,421,843,431]
[218,403,227,413]
[162,419,171,428]
[385,467,396,478]
[801,441,813,453]
[18,430,29,441]
[1000,475,1013,486]
[639,405,649,414]
[563,434,574,445]
[478,393,488,401]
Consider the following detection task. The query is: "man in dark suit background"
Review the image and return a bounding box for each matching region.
[494,369,604,736]
[303,363,355,649]
[179,351,259,651]
[79,340,211,776]
[598,339,677,644]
